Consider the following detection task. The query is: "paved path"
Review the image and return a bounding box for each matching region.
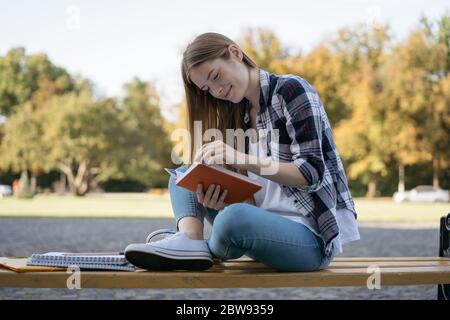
[0,218,441,299]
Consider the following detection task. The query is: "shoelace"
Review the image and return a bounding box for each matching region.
[146,228,177,244]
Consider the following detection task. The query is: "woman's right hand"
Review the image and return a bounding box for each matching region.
[197,183,228,211]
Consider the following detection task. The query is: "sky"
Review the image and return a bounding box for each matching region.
[1,0,449,122]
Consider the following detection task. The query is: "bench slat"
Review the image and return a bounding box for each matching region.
[1,262,450,288]
[236,257,450,262]
[325,257,448,262]
[212,260,450,270]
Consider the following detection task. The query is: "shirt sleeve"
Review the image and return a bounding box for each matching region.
[278,77,327,193]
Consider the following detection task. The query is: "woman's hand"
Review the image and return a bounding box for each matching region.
[197,183,228,211]
[244,195,256,205]
[193,140,248,170]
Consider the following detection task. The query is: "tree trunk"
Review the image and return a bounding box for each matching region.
[57,160,90,196]
[366,174,379,198]
[398,163,405,192]
[73,159,89,196]
[59,173,66,194]
[432,152,440,188]
[30,175,37,195]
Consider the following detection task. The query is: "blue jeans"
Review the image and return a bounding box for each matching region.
[168,164,334,272]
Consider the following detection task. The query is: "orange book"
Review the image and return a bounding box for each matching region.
[165,162,262,204]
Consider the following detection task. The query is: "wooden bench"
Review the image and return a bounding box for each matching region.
[1,214,449,300]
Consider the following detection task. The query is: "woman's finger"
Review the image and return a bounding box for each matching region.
[194,144,210,163]
[200,142,215,154]
[202,148,213,163]
[210,185,221,205]
[204,148,222,165]
[201,141,221,154]
[198,141,225,163]
[196,184,204,203]
[205,151,224,165]
[216,189,228,209]
[203,184,216,207]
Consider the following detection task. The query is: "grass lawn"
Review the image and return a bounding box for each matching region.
[0,193,449,222]
[353,198,449,222]
[0,194,172,219]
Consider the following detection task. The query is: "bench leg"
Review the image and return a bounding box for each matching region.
[438,213,450,300]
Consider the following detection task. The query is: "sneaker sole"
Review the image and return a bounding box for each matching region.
[125,250,213,271]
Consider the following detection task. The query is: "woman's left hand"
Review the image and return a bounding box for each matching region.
[193,140,248,169]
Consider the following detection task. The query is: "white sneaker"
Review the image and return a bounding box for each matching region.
[124,229,213,271]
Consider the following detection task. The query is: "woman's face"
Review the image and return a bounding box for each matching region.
[189,45,250,104]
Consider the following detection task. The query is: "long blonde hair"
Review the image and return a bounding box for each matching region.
[181,32,258,175]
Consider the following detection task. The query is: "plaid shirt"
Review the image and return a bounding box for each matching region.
[243,69,357,257]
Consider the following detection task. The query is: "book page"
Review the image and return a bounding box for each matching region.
[164,167,187,182]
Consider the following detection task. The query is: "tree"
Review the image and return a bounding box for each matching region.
[0,47,74,116]
[119,77,174,187]
[238,27,290,73]
[294,44,353,127]
[0,104,46,193]
[383,14,450,189]
[331,24,392,197]
[419,14,450,188]
[37,78,174,195]
[40,91,128,195]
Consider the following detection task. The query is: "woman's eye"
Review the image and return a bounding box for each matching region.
[213,73,219,80]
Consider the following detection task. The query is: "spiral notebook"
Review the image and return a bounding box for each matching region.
[26,252,135,271]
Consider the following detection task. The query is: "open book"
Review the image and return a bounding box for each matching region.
[165,162,262,204]
[26,252,135,271]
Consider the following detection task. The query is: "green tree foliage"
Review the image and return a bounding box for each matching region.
[382,14,450,189]
[331,24,392,197]
[39,91,126,195]
[0,47,75,116]
[120,77,174,187]
[0,48,175,195]
[0,105,45,174]
[236,20,449,196]
[2,15,449,196]
[239,27,290,72]
[0,104,46,192]
[36,80,173,195]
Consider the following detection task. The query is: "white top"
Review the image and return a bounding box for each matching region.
[247,132,360,255]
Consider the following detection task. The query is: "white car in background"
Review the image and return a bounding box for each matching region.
[0,184,12,198]
[393,185,450,203]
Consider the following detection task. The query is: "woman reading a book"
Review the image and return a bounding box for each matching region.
[125,32,359,272]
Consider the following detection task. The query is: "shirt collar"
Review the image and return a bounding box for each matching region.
[244,68,271,124]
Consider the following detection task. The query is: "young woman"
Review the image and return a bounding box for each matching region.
[125,32,360,272]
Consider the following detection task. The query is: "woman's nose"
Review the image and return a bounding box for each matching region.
[211,84,223,97]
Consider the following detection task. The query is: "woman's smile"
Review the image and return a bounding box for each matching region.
[224,85,232,98]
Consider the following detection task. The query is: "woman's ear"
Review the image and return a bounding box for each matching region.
[228,44,243,61]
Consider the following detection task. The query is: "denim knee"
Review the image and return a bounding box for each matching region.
[212,203,253,240]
